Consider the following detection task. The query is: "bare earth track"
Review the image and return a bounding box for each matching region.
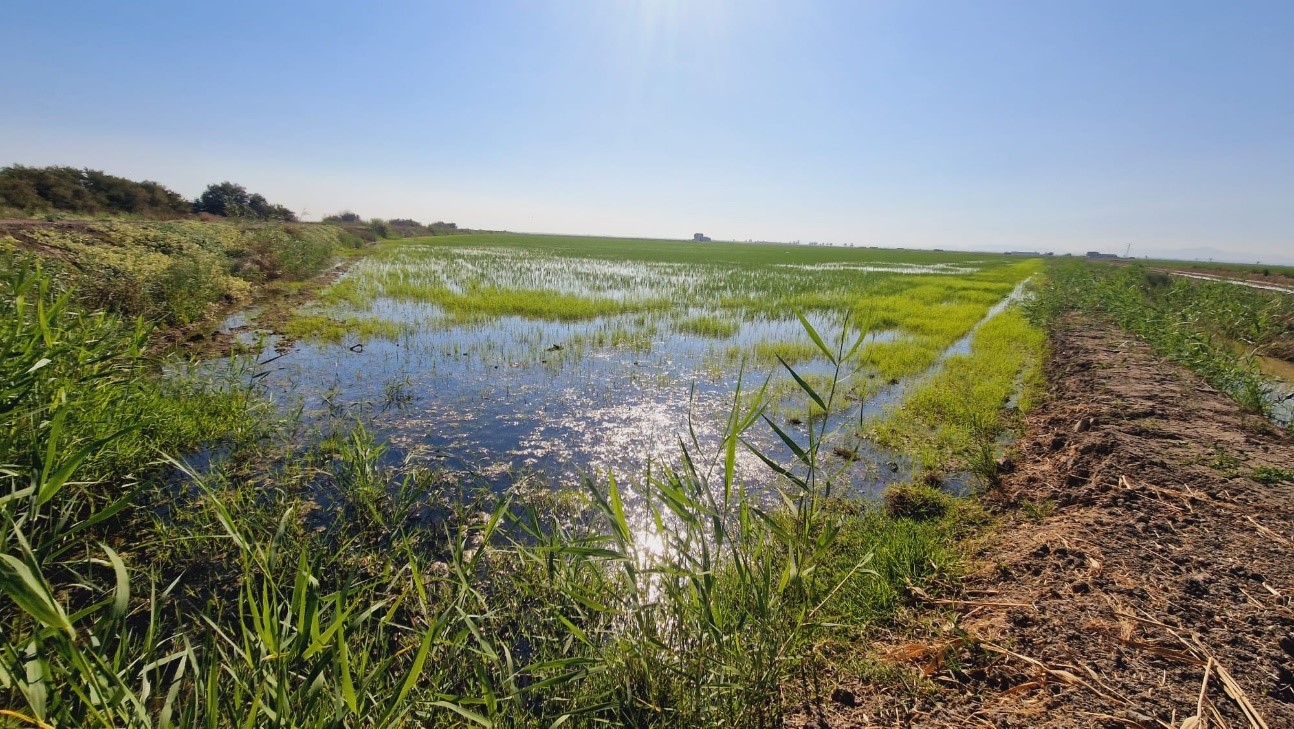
[797,315,1294,727]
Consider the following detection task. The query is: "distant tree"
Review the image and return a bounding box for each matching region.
[0,167,47,210]
[194,182,296,221]
[247,193,271,218]
[194,182,251,217]
[322,211,363,224]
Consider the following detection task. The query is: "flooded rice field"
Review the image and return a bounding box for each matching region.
[203,236,1041,500]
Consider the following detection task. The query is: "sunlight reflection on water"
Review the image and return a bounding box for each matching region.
[197,252,1033,507]
[211,304,918,503]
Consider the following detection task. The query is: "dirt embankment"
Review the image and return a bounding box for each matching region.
[799,315,1294,727]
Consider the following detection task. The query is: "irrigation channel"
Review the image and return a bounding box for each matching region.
[190,274,1035,514]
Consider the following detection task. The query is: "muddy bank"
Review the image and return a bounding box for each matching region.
[795,315,1294,727]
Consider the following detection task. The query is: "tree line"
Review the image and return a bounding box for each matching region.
[0,165,473,236]
[321,211,461,238]
[0,165,192,218]
[0,165,297,221]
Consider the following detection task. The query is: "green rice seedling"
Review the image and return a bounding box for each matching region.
[675,313,739,339]
[312,236,1035,348]
[749,339,824,365]
[281,312,414,343]
[965,411,1003,486]
[381,375,414,410]
[867,307,1045,484]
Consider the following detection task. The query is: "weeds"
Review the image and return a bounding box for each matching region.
[1251,465,1294,484]
[1020,498,1056,522]
[1208,445,1245,474]
[883,483,951,520]
[8,220,361,326]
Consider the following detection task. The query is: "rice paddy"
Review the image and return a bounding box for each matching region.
[229,234,1042,494]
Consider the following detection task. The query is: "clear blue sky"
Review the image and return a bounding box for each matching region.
[3,1,1292,262]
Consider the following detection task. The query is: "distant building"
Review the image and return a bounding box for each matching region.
[1086,251,1120,260]
[693,233,711,242]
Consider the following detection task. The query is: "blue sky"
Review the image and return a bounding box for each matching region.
[3,1,1292,262]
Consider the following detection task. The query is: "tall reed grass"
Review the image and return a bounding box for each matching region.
[1036,260,1277,416]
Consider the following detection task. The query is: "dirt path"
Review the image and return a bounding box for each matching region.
[797,315,1294,727]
